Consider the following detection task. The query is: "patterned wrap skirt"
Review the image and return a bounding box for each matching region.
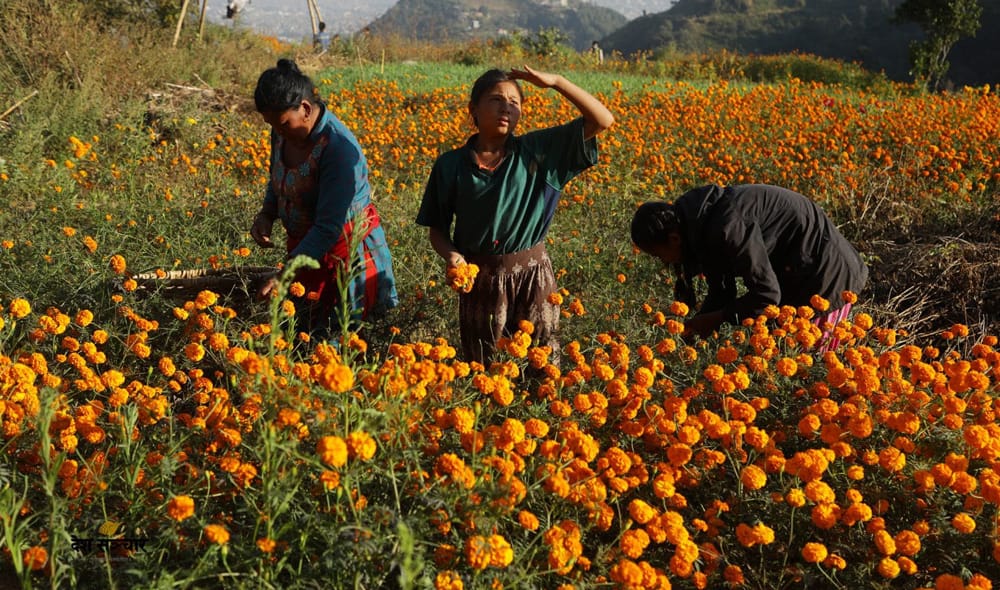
[286,203,399,336]
[460,242,560,366]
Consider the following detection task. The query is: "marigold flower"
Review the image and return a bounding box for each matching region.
[951,512,976,533]
[446,262,479,293]
[628,499,657,525]
[109,254,127,275]
[346,431,377,461]
[435,571,464,590]
[257,538,276,553]
[801,542,828,563]
[877,556,900,579]
[167,495,195,521]
[23,546,47,571]
[740,465,767,490]
[9,298,31,319]
[204,524,230,545]
[316,436,348,468]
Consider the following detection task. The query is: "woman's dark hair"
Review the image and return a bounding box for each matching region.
[631,201,697,306]
[468,69,523,127]
[254,59,322,113]
[470,68,523,105]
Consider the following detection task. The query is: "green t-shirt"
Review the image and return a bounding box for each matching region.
[416,117,598,255]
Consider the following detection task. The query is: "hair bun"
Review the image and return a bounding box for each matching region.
[276,58,300,74]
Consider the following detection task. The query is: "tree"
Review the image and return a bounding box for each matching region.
[894,0,982,91]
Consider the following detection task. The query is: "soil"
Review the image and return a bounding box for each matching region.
[862,218,1000,340]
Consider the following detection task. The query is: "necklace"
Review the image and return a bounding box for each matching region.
[474,147,505,172]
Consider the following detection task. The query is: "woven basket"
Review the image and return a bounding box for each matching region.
[129,266,279,302]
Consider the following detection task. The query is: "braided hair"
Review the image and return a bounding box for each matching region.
[631,201,697,306]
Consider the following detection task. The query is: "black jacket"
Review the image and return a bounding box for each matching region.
[673,184,868,324]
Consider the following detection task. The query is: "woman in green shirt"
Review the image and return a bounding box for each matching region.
[417,66,614,366]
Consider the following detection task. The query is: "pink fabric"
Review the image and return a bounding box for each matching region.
[813,303,852,352]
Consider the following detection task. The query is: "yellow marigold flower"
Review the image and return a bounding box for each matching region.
[289,282,306,298]
[317,435,348,468]
[204,524,230,545]
[951,512,976,533]
[23,546,48,571]
[547,291,563,305]
[9,298,31,319]
[167,495,195,521]
[740,465,767,491]
[801,542,828,563]
[82,235,98,253]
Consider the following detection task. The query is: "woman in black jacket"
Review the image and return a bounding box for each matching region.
[631,184,868,339]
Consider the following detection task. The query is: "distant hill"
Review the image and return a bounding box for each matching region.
[366,0,629,51]
[601,0,1000,87]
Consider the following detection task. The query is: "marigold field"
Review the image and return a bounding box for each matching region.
[2,28,1000,590]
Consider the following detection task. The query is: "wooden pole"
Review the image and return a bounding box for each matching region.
[197,0,208,40]
[0,90,39,122]
[307,0,319,36]
[172,0,191,48]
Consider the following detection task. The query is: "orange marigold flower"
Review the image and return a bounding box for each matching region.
[317,436,348,468]
[435,571,464,590]
[109,254,127,275]
[204,524,230,545]
[628,499,658,525]
[257,538,276,553]
[801,542,828,563]
[167,495,195,521]
[740,465,767,490]
[446,263,479,293]
[184,342,205,362]
[518,510,540,531]
[346,431,377,461]
[23,546,48,571]
[877,556,900,579]
[620,529,650,559]
[951,512,976,533]
[9,298,31,319]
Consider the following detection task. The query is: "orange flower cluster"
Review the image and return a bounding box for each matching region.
[446,262,479,293]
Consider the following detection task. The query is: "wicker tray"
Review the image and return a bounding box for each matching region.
[129,266,279,301]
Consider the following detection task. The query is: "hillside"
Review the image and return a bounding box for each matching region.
[602,0,1000,87]
[366,0,629,51]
